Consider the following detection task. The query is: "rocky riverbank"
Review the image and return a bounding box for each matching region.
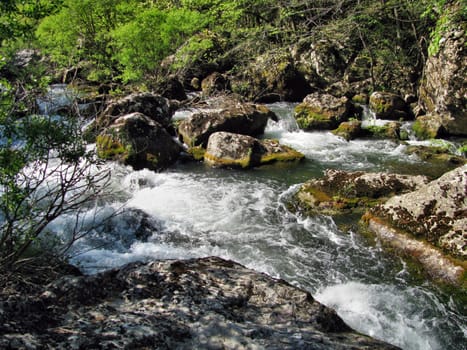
[0,257,400,349]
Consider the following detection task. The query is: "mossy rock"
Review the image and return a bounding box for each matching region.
[292,169,429,217]
[96,133,130,161]
[294,93,351,131]
[405,145,466,168]
[412,115,445,140]
[332,120,364,141]
[96,112,181,171]
[369,91,412,120]
[204,132,304,169]
[364,122,404,140]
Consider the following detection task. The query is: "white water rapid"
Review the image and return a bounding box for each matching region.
[47,101,465,350]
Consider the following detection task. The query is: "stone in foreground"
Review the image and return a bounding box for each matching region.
[0,257,400,349]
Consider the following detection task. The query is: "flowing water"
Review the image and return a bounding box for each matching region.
[42,98,466,350]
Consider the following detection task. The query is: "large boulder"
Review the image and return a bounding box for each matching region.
[365,165,467,285]
[99,92,173,129]
[294,93,353,130]
[0,257,400,349]
[369,92,412,120]
[418,3,467,136]
[96,112,181,171]
[204,132,304,169]
[178,102,277,147]
[368,165,466,259]
[294,169,429,216]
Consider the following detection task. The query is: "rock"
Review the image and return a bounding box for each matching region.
[201,72,230,96]
[294,93,352,130]
[365,165,467,285]
[0,257,400,349]
[292,38,349,88]
[369,92,412,120]
[156,75,188,101]
[405,144,466,170]
[294,169,429,216]
[231,49,312,102]
[178,102,277,147]
[332,120,365,141]
[419,4,467,136]
[412,114,445,139]
[99,92,172,130]
[363,121,405,140]
[204,132,304,169]
[96,112,181,171]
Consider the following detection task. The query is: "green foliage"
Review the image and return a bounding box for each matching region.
[36,0,139,75]
[111,7,205,82]
[0,0,62,45]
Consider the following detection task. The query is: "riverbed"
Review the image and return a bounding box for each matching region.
[48,101,466,350]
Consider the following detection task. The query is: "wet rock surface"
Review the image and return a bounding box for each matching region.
[204,132,304,169]
[96,112,182,171]
[369,92,412,120]
[294,93,352,131]
[368,165,467,261]
[178,102,277,147]
[294,169,429,216]
[99,92,173,129]
[0,257,400,350]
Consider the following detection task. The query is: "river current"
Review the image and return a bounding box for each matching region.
[45,100,465,350]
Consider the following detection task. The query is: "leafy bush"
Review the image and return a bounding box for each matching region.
[111,8,206,82]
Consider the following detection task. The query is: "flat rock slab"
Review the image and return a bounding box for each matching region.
[0,257,399,349]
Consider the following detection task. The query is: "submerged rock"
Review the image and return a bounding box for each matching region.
[204,132,304,168]
[178,102,277,147]
[294,93,352,130]
[294,169,429,216]
[405,144,466,170]
[0,257,400,349]
[96,112,181,171]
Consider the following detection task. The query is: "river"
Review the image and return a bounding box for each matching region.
[45,99,465,350]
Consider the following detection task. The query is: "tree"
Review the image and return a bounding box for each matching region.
[111,7,206,81]
[0,78,111,268]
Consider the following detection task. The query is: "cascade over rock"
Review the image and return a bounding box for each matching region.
[294,169,429,216]
[0,257,400,349]
[96,112,181,171]
[178,102,277,147]
[204,132,304,168]
[418,3,467,136]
